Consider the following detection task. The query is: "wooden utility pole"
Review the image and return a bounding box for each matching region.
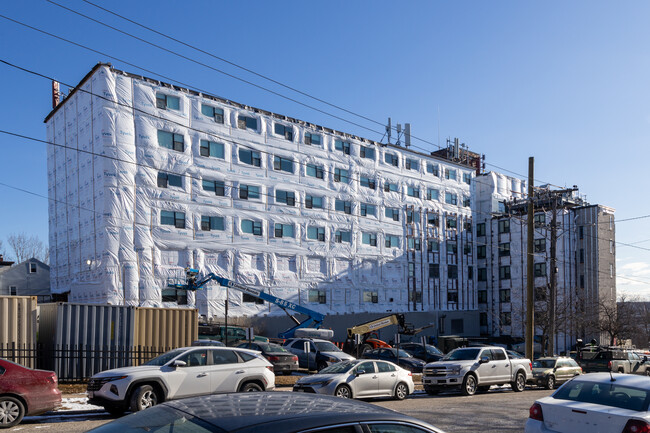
[526,157,535,361]
[549,197,558,355]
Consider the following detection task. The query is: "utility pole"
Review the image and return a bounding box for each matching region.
[526,157,535,361]
[549,197,558,355]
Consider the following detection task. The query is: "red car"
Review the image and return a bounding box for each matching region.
[0,359,62,428]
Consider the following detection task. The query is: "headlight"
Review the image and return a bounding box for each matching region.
[449,367,461,375]
[311,379,334,387]
[325,356,339,363]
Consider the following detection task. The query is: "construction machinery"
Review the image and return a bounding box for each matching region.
[344,314,433,356]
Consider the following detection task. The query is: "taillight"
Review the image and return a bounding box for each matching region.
[529,403,543,421]
[266,366,274,372]
[608,361,612,370]
[408,372,412,377]
[529,362,533,371]
[292,356,298,361]
[622,419,650,433]
[267,356,280,362]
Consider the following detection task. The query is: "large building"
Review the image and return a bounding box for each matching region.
[44,64,614,345]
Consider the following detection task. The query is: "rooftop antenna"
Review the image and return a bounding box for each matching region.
[396,123,402,147]
[386,118,392,145]
[405,123,411,149]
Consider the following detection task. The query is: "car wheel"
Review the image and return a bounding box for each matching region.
[393,382,408,401]
[511,372,526,392]
[0,396,25,428]
[240,382,263,392]
[335,384,352,399]
[104,404,127,417]
[545,375,555,390]
[424,386,440,395]
[461,374,478,396]
[317,361,328,371]
[130,384,159,412]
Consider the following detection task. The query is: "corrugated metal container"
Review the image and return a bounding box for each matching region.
[134,307,198,350]
[0,296,38,368]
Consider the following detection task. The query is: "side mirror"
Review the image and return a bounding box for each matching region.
[479,356,489,364]
[171,360,187,368]
[355,370,365,376]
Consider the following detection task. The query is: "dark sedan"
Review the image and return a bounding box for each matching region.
[0,359,62,427]
[237,341,299,375]
[362,348,425,373]
[88,392,445,433]
[400,343,444,363]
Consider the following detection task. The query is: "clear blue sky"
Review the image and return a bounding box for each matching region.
[0,1,648,297]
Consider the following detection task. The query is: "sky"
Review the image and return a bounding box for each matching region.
[0,1,649,298]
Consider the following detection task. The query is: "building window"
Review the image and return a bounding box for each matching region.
[304,132,321,145]
[464,244,472,255]
[429,263,440,278]
[156,92,180,111]
[161,210,185,229]
[334,168,350,183]
[463,172,472,184]
[446,242,457,255]
[335,199,352,215]
[305,195,323,209]
[534,238,546,253]
[534,263,546,277]
[29,263,37,274]
[239,184,260,200]
[335,230,351,243]
[201,216,224,231]
[363,291,379,303]
[385,235,400,248]
[428,214,440,226]
[360,176,376,190]
[427,188,439,201]
[385,153,399,166]
[407,210,420,224]
[408,238,422,251]
[610,264,614,278]
[274,123,293,141]
[480,312,488,325]
[580,275,584,288]
[360,145,375,159]
[477,245,486,259]
[202,179,225,196]
[446,217,457,229]
[334,139,351,155]
[405,158,419,171]
[500,312,511,326]
[200,140,224,158]
[499,265,511,280]
[201,104,224,123]
[579,248,584,264]
[408,263,415,277]
[534,213,545,225]
[362,233,377,247]
[445,168,457,180]
[162,288,187,305]
[448,292,459,303]
[579,226,584,240]
[360,203,376,217]
[157,172,183,188]
[448,265,458,279]
[464,221,472,231]
[237,115,258,131]
[384,182,399,193]
[306,164,324,179]
[478,268,487,282]
[307,226,325,241]
[239,149,261,167]
[498,220,510,234]
[309,290,326,304]
[407,186,420,198]
[476,223,486,237]
[385,208,400,222]
[9,286,17,296]
[445,192,457,205]
[275,190,295,206]
[427,240,439,252]
[427,163,439,177]
[463,196,471,207]
[157,130,184,152]
[478,290,487,304]
[241,219,263,236]
[273,156,294,173]
[499,243,510,257]
[499,289,511,303]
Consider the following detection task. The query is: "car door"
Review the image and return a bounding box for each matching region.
[375,361,399,396]
[351,361,379,397]
[209,349,247,393]
[169,349,212,398]
[491,349,510,383]
[475,348,496,384]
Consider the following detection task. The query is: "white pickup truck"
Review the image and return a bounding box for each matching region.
[422,346,532,396]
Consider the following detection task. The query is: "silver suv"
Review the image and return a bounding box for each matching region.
[87,346,275,415]
[283,338,355,371]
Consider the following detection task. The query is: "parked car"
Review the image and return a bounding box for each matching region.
[87,392,446,433]
[400,343,445,363]
[362,348,425,373]
[293,359,414,400]
[87,346,275,416]
[422,346,532,396]
[577,346,650,375]
[0,359,61,428]
[237,342,299,375]
[507,350,525,359]
[530,357,582,389]
[525,373,650,433]
[283,338,355,370]
[198,324,269,346]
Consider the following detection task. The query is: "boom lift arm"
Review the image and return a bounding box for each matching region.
[170,268,325,339]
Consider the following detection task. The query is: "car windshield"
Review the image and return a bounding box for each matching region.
[553,380,650,412]
[393,349,412,358]
[442,348,481,361]
[534,360,557,369]
[427,345,443,355]
[314,341,340,352]
[319,361,356,374]
[259,343,288,353]
[143,349,187,366]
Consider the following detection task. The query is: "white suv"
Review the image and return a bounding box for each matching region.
[87,346,275,415]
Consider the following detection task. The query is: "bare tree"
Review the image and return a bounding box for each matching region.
[591,294,640,346]
[0,239,5,257]
[6,232,48,264]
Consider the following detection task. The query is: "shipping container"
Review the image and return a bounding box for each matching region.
[134,307,198,350]
[0,296,38,367]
